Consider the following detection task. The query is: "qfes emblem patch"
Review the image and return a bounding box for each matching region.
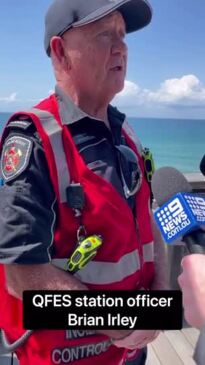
[1,136,33,181]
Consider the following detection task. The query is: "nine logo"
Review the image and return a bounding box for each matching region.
[156,197,191,241]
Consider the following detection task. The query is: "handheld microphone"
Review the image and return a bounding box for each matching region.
[152,167,205,254]
[200,155,205,177]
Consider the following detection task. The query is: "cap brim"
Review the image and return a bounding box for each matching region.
[72,0,152,33]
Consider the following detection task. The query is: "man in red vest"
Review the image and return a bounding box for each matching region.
[0,1,168,364]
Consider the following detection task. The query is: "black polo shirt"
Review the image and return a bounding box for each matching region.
[0,86,135,264]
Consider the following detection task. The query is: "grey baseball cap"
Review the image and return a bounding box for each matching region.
[44,0,152,56]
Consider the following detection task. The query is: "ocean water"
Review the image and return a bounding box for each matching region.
[128,117,205,173]
[0,112,204,173]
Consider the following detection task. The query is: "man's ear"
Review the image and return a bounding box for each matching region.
[50,36,71,71]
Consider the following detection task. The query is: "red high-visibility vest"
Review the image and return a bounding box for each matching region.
[0,95,154,365]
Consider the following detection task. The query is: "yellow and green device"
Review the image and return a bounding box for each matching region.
[66,234,103,273]
[142,147,155,182]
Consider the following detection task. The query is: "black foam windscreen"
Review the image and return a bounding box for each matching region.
[200,155,205,176]
[151,166,192,206]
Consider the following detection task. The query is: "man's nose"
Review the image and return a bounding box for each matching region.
[111,37,128,56]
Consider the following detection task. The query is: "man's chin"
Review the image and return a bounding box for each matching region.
[114,82,125,96]
[103,81,125,102]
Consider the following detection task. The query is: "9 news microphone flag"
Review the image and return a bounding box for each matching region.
[152,167,205,254]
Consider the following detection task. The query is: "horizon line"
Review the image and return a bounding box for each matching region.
[0,111,205,122]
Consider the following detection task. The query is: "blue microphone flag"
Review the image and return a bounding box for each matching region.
[154,193,205,243]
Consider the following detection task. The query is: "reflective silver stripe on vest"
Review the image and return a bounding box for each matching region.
[143,241,154,263]
[30,108,70,202]
[52,249,140,285]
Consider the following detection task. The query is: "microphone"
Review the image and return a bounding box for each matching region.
[200,155,205,176]
[152,167,205,254]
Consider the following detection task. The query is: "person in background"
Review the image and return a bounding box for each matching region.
[0,1,167,364]
[178,254,205,365]
[178,254,205,328]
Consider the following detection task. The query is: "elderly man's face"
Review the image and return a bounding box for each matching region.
[62,11,127,102]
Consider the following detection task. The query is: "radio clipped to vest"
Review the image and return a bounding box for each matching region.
[142,147,155,183]
[142,147,155,205]
[66,183,103,273]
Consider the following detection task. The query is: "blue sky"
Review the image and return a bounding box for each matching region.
[1,0,205,119]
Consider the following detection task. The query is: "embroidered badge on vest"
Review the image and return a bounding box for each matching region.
[7,119,32,130]
[1,136,33,181]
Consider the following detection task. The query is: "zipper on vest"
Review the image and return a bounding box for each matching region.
[134,218,144,287]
